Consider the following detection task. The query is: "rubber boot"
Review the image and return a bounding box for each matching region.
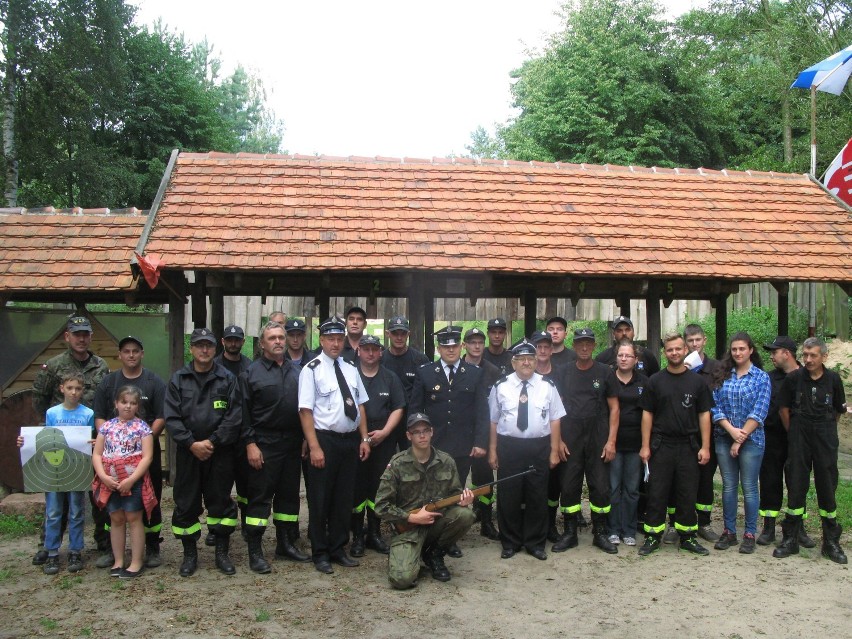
[477,502,500,541]
[349,512,366,557]
[552,514,578,552]
[215,535,236,575]
[365,510,390,554]
[179,538,198,577]
[798,521,816,548]
[756,516,776,546]
[247,533,271,574]
[275,524,310,562]
[144,536,162,568]
[591,514,618,554]
[821,518,848,565]
[773,516,800,559]
[547,506,560,543]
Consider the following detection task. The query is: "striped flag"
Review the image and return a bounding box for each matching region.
[823,138,852,207]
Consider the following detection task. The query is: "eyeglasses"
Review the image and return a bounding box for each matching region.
[409,428,432,437]
[617,354,636,359]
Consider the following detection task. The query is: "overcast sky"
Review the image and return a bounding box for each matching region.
[132,0,705,158]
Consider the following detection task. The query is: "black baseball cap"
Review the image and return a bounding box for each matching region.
[529,330,552,345]
[573,327,596,341]
[223,325,245,339]
[611,315,634,329]
[285,318,306,333]
[763,336,797,353]
[118,335,143,349]
[545,316,567,329]
[387,316,410,332]
[190,328,216,344]
[345,306,367,319]
[66,316,92,333]
[406,412,433,430]
[359,335,383,348]
[463,327,486,342]
[487,318,507,330]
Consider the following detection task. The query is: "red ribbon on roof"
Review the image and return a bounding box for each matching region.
[134,252,163,288]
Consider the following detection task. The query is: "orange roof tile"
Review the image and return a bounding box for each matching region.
[142,153,852,282]
[0,209,147,293]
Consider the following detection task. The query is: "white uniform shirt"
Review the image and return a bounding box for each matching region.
[488,372,566,438]
[298,351,368,433]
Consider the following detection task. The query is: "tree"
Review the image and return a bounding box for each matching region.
[464,125,504,159]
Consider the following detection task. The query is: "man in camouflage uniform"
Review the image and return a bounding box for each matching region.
[374,412,475,589]
[31,314,109,565]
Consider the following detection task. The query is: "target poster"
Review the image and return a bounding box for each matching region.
[20,427,93,493]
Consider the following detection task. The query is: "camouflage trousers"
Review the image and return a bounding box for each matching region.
[388,506,475,589]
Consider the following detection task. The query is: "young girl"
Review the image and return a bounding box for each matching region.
[92,385,156,578]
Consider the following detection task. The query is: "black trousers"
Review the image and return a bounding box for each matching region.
[759,425,788,518]
[667,439,716,526]
[172,444,238,539]
[244,432,304,534]
[644,438,699,536]
[305,430,359,559]
[785,417,839,518]
[452,456,473,487]
[353,436,397,513]
[560,418,610,514]
[470,456,496,507]
[234,444,249,522]
[143,437,163,541]
[496,435,550,552]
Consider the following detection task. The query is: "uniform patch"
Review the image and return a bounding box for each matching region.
[681,393,694,409]
[213,400,228,409]
[592,379,601,389]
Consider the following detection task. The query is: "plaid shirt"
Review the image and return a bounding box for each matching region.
[711,364,771,448]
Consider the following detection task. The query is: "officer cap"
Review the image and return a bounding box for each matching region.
[118,335,144,350]
[190,328,216,344]
[435,325,463,346]
[511,339,537,357]
[545,316,568,329]
[763,336,797,353]
[66,315,92,333]
[573,327,596,342]
[406,412,433,430]
[359,335,383,348]
[487,318,507,330]
[611,315,634,330]
[223,325,245,339]
[345,306,367,319]
[529,330,552,345]
[319,316,346,335]
[387,316,410,332]
[463,327,486,342]
[285,318,306,333]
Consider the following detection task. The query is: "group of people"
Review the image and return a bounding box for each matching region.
[21,309,849,588]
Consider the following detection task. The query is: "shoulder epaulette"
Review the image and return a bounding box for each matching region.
[418,361,433,370]
[543,376,556,387]
[494,376,509,387]
[307,358,321,370]
[344,359,357,367]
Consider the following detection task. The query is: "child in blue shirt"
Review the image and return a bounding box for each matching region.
[18,372,94,575]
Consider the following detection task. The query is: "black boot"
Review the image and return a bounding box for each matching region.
[215,535,236,575]
[477,502,500,541]
[756,516,776,546]
[552,514,578,552]
[591,515,618,554]
[144,537,162,568]
[275,524,310,562]
[179,538,198,577]
[204,531,217,547]
[247,533,271,574]
[799,522,817,548]
[365,510,390,554]
[773,516,800,559]
[547,506,560,543]
[821,518,848,565]
[426,546,451,582]
[349,513,366,557]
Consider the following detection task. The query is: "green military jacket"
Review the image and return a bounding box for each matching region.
[32,350,109,420]
[374,446,463,528]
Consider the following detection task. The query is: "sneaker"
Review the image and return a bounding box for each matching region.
[739,534,756,554]
[43,555,60,575]
[714,530,738,551]
[679,536,710,556]
[638,536,661,556]
[697,524,720,542]
[32,549,48,566]
[608,534,621,545]
[623,536,637,546]
[662,527,679,545]
[67,552,84,573]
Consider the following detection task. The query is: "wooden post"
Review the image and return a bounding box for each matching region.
[424,291,435,361]
[318,293,330,322]
[523,290,537,337]
[167,290,186,485]
[210,286,224,355]
[773,281,790,337]
[618,293,630,318]
[715,293,729,359]
[409,275,425,353]
[190,275,207,329]
[646,289,661,361]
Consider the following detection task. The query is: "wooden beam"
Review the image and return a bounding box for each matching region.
[167,290,185,485]
[409,274,425,353]
[210,287,224,354]
[190,275,207,329]
[523,289,537,337]
[773,281,790,337]
[424,289,435,361]
[715,293,729,359]
[618,292,630,317]
[646,288,661,361]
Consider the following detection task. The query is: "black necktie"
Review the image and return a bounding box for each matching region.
[518,381,529,432]
[446,364,455,384]
[334,360,358,421]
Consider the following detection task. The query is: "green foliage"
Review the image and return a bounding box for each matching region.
[39,619,58,631]
[0,513,39,538]
[680,304,809,361]
[0,567,13,581]
[255,609,271,623]
[57,575,82,590]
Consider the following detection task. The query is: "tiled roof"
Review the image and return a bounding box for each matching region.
[0,208,147,292]
[143,152,852,282]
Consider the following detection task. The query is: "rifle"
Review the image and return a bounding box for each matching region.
[393,465,536,533]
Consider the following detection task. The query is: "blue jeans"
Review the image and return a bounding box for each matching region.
[44,491,86,553]
[715,436,764,536]
[608,451,641,537]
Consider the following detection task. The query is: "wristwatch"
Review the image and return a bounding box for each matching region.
[362,436,372,444]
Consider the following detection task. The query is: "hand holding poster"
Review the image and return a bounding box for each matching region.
[19,426,93,492]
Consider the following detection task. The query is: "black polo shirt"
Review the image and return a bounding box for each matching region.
[94,368,166,426]
[483,348,513,377]
[765,366,798,433]
[214,353,252,378]
[551,348,577,366]
[554,361,618,422]
[615,370,647,452]
[239,356,302,445]
[639,368,714,438]
[381,347,430,403]
[779,367,845,423]
[359,366,406,429]
[596,345,660,376]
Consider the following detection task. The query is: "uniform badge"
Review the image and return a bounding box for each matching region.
[592,379,601,389]
[345,398,354,407]
[459,367,465,373]
[519,395,528,404]
[433,385,441,391]
[681,393,694,409]
[430,395,436,401]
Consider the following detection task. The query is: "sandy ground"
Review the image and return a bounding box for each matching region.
[2,341,851,639]
[0,494,850,639]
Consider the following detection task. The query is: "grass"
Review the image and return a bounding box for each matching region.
[0,568,13,581]
[255,609,271,622]
[80,629,92,637]
[0,514,39,539]
[58,575,82,590]
[39,619,57,631]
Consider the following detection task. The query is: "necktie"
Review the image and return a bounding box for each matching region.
[334,360,358,421]
[446,364,455,385]
[518,381,529,432]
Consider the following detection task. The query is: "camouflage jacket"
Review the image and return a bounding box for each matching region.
[32,350,109,421]
[374,446,463,528]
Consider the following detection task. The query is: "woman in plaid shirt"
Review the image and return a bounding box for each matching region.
[710,332,771,554]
